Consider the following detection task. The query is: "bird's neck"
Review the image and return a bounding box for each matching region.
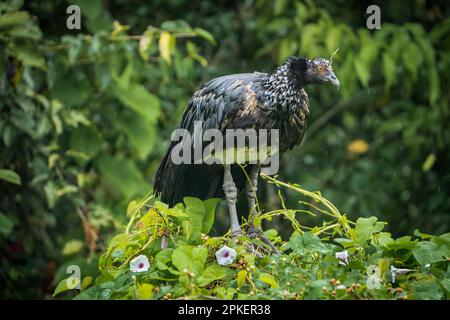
[262,64,307,114]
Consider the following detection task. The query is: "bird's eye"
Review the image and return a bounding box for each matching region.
[317,65,325,72]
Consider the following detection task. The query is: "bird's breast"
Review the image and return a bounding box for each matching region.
[225,94,309,153]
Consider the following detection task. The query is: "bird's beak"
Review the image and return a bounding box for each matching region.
[326,71,340,90]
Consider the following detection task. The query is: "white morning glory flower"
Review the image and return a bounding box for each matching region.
[390,265,413,283]
[215,245,237,266]
[335,250,349,266]
[130,254,150,273]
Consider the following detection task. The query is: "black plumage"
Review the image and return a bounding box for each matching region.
[154,56,340,207]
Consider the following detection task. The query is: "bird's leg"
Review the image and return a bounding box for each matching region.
[246,164,261,234]
[223,164,242,240]
[246,164,280,255]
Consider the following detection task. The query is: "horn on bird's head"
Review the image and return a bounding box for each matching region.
[329,48,339,65]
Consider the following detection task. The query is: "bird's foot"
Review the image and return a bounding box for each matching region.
[247,225,260,239]
[231,229,265,257]
[247,227,281,255]
[243,242,265,258]
[231,228,243,242]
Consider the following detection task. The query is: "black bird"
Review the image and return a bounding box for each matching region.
[154,56,340,251]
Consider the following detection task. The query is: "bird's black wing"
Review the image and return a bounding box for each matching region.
[179,72,265,132]
[154,72,266,206]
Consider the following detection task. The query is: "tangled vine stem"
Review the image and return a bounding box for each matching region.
[125,192,154,236]
[104,175,355,271]
[261,173,354,237]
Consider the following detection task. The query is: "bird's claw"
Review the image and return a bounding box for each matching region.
[247,228,261,239]
[231,229,243,242]
[260,234,281,255]
[246,227,281,255]
[244,242,265,258]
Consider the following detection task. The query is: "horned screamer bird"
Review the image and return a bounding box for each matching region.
[154,56,340,253]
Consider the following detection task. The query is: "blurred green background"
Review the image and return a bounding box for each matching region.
[0,0,449,298]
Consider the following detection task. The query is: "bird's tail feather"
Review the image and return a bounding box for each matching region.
[154,144,249,207]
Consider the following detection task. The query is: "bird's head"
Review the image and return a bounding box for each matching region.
[304,58,340,89]
[284,56,340,90]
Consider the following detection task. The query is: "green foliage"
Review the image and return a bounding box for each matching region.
[0,168,21,185]
[54,176,449,300]
[242,0,450,237]
[1,0,449,299]
[0,1,212,298]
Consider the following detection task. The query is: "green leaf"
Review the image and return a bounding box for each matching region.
[354,36,378,88]
[126,200,139,218]
[285,232,329,255]
[201,198,219,234]
[161,20,192,33]
[70,125,101,159]
[12,44,45,69]
[183,197,204,244]
[194,28,216,46]
[382,52,396,92]
[434,233,450,247]
[81,276,93,291]
[51,70,92,106]
[112,82,160,124]
[0,11,29,27]
[44,181,58,208]
[305,280,329,299]
[278,39,297,64]
[427,66,439,105]
[113,110,156,160]
[198,264,227,287]
[325,27,341,54]
[437,278,450,296]
[422,153,436,172]
[386,236,417,251]
[259,273,279,288]
[413,240,449,265]
[0,169,21,185]
[182,197,219,243]
[186,41,208,67]
[355,217,386,244]
[158,31,175,64]
[333,238,355,248]
[372,232,394,247]
[414,229,434,240]
[73,0,113,33]
[0,0,24,13]
[274,0,288,15]
[10,108,35,137]
[0,212,14,237]
[155,248,175,271]
[53,276,80,296]
[94,271,115,285]
[53,279,69,296]
[409,278,444,299]
[237,270,247,289]
[172,245,208,277]
[402,42,422,81]
[73,286,99,300]
[96,155,148,199]
[139,30,153,61]
[61,36,82,65]
[135,283,154,300]
[62,240,84,255]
